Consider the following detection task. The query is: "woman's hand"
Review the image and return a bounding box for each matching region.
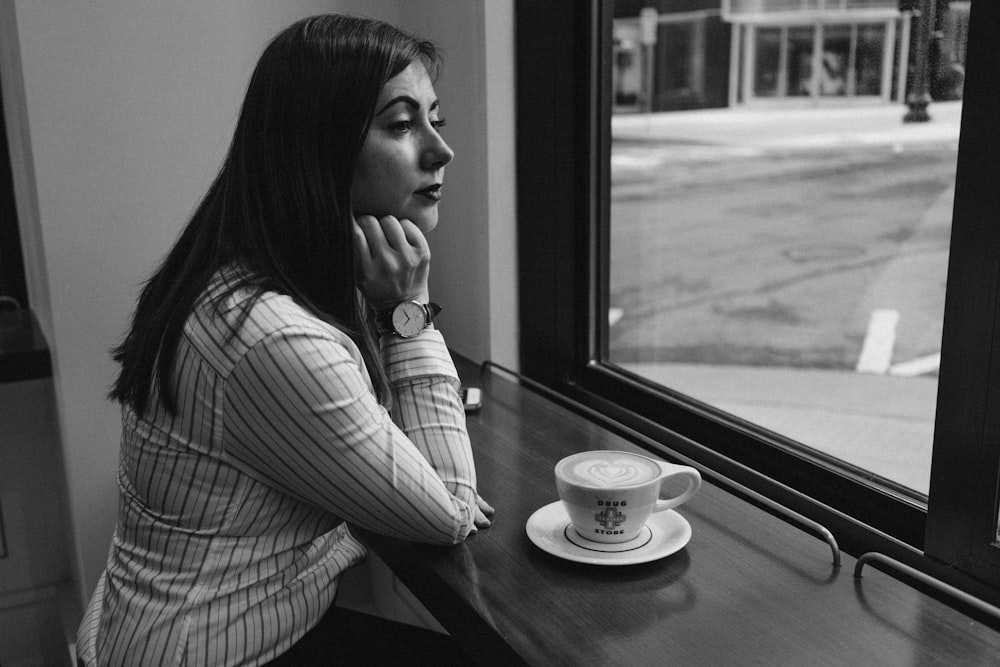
[353,214,431,309]
[473,494,494,532]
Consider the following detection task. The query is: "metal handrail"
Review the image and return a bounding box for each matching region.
[855,552,1000,623]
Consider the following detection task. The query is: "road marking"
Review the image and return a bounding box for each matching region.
[889,353,940,377]
[609,308,624,326]
[610,154,664,170]
[856,309,899,375]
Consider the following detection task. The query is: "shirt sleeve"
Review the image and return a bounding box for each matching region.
[222,324,477,545]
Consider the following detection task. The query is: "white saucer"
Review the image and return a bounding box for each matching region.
[525,501,692,566]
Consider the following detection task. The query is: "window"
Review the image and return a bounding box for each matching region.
[517,0,1000,604]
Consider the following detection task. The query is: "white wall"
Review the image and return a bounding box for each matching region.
[483,2,519,371]
[2,0,516,612]
[400,0,519,370]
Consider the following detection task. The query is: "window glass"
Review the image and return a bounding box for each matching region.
[855,24,885,96]
[608,4,966,498]
[820,25,850,97]
[754,27,781,97]
[660,23,692,100]
[788,26,815,97]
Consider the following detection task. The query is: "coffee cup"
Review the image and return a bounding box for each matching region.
[554,450,701,544]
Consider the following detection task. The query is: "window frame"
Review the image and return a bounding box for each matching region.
[0,70,28,310]
[516,0,1000,603]
[924,0,1000,585]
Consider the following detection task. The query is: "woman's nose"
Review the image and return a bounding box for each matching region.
[423,132,454,170]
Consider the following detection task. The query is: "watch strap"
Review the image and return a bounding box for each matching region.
[425,302,442,323]
[374,307,393,335]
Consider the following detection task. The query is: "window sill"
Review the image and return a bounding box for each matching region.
[0,309,51,383]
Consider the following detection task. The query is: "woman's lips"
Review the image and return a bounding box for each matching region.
[415,184,442,202]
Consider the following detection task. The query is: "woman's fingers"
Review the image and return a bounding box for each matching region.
[353,214,430,307]
[355,215,386,256]
[476,493,496,528]
[352,219,373,262]
[472,494,493,530]
[357,215,427,257]
[378,215,410,253]
[399,217,431,255]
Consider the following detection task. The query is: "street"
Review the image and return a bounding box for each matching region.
[608,106,959,375]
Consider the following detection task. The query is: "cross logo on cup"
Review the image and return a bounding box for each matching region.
[595,506,626,530]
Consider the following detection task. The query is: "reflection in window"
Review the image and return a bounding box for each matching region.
[608,3,968,498]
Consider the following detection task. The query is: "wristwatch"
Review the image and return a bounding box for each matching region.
[376,301,442,338]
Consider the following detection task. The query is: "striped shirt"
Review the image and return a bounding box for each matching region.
[77,267,478,666]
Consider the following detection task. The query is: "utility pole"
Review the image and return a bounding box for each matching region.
[639,7,658,113]
[903,0,935,122]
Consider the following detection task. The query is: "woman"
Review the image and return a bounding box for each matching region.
[77,14,491,666]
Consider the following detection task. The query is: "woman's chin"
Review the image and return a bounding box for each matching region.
[412,213,438,233]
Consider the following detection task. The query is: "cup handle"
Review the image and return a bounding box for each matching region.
[652,465,702,512]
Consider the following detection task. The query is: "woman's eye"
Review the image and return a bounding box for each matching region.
[432,118,447,131]
[391,120,413,134]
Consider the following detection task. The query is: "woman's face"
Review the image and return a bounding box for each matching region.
[351,61,454,233]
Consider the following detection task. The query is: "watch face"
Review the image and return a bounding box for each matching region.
[392,301,426,337]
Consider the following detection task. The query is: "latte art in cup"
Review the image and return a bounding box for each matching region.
[559,452,660,488]
[554,450,701,544]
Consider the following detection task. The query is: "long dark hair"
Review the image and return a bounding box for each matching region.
[109,15,440,416]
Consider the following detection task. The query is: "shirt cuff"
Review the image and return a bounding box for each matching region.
[381,328,458,384]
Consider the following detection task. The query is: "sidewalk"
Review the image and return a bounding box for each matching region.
[612,100,963,150]
[620,361,935,495]
[612,101,962,497]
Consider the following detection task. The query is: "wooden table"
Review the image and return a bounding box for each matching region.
[358,358,1000,666]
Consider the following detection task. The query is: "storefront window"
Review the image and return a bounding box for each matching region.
[754,27,781,97]
[855,24,885,96]
[820,25,851,96]
[788,26,815,97]
[740,20,897,102]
